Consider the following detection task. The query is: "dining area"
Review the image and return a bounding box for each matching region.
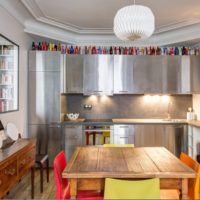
[53,145,200,200]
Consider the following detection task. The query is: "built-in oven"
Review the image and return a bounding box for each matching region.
[83,119,113,145]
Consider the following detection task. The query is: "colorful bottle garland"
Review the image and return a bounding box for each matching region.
[31,42,200,56]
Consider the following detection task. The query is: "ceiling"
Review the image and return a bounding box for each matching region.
[31,0,200,32]
[1,0,200,46]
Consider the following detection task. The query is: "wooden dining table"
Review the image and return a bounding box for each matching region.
[62,146,196,199]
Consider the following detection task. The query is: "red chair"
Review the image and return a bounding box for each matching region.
[54,151,103,200]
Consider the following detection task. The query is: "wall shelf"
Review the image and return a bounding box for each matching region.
[0,34,18,113]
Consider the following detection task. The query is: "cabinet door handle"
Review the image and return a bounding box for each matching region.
[119,91,128,93]
[93,90,103,92]
[119,126,129,128]
[120,137,128,139]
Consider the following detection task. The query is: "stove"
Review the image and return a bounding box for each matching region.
[84,119,113,123]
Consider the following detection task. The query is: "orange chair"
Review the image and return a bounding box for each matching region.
[180,153,200,200]
[54,151,103,200]
[160,153,200,200]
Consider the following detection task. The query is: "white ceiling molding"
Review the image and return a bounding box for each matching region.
[24,18,200,47]
[21,0,113,35]
[21,0,200,36]
[1,0,200,46]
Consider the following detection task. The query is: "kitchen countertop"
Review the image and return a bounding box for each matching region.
[60,118,200,128]
[112,118,188,124]
[60,118,194,125]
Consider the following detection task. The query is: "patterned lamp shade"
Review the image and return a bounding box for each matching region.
[113,5,155,41]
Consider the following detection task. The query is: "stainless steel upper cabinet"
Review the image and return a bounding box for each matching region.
[61,55,83,93]
[114,55,182,94]
[114,55,164,94]
[29,51,61,72]
[162,56,181,94]
[190,55,200,93]
[114,55,134,94]
[83,55,114,95]
[133,56,164,93]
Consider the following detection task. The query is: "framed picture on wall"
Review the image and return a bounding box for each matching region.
[0,34,19,113]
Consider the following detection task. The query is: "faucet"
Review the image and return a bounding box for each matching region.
[166,101,172,120]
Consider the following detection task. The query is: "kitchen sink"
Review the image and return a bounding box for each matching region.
[162,119,181,122]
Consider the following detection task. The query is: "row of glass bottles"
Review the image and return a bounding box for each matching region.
[31,42,200,55]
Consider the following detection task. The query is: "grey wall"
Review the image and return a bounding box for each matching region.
[66,94,192,119]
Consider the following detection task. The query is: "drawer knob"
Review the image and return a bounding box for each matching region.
[4,168,16,176]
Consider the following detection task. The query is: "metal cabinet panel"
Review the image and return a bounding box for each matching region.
[134,124,188,157]
[83,55,114,95]
[61,55,83,93]
[114,55,182,94]
[63,125,82,160]
[114,56,134,94]
[162,56,181,93]
[28,71,60,124]
[113,125,134,144]
[29,51,61,72]
[28,124,63,167]
[132,56,164,93]
[190,56,200,93]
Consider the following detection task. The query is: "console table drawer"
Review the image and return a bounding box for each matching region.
[18,147,35,177]
[0,159,17,196]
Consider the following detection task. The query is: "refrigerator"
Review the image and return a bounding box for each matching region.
[28,51,63,166]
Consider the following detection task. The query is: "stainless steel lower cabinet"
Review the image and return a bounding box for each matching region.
[112,124,188,157]
[134,124,188,157]
[63,125,83,161]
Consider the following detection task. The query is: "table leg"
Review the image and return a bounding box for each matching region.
[31,166,35,199]
[70,178,77,199]
[181,178,188,200]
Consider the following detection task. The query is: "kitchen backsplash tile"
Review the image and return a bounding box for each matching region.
[65,95,192,119]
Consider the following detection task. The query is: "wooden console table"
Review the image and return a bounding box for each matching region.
[0,139,36,198]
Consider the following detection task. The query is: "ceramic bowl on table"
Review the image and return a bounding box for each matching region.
[67,113,79,121]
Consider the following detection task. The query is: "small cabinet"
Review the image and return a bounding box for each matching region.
[0,34,19,113]
[61,55,83,93]
[63,125,82,160]
[83,55,114,95]
[113,125,134,144]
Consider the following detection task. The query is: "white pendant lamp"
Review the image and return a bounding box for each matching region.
[114,2,155,41]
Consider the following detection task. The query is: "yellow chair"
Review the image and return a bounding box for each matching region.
[160,152,200,200]
[103,144,134,147]
[102,131,110,144]
[104,178,160,199]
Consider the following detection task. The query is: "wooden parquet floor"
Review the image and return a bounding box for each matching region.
[4,169,55,199]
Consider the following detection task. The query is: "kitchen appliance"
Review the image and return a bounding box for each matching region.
[28,51,63,166]
[83,119,113,145]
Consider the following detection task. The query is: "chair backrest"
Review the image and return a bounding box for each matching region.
[103,144,134,147]
[104,178,160,199]
[35,126,49,155]
[180,153,200,200]
[54,151,69,199]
